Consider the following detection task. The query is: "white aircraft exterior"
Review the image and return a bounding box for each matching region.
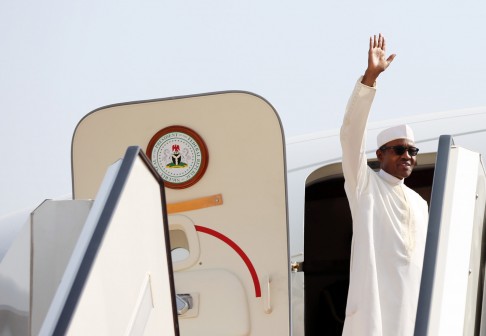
[1,90,486,335]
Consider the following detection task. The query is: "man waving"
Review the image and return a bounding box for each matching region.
[340,34,429,336]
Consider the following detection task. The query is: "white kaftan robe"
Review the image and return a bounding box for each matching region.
[340,79,429,336]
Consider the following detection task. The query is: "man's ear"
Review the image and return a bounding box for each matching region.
[376,149,384,162]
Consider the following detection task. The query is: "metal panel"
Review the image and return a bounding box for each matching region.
[415,135,486,335]
[39,147,178,335]
[415,135,453,335]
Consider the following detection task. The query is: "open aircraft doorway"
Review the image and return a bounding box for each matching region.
[303,154,435,335]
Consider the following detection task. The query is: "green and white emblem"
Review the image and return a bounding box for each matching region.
[147,126,208,189]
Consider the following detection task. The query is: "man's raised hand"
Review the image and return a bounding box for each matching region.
[362,33,396,87]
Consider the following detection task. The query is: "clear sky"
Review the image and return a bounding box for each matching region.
[1,0,486,216]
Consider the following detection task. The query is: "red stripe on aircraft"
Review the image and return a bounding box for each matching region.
[195,225,262,298]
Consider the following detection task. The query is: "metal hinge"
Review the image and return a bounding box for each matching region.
[291,261,304,273]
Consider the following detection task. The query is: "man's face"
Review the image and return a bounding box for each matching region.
[376,138,417,179]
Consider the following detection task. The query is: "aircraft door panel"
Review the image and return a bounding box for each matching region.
[72,92,291,335]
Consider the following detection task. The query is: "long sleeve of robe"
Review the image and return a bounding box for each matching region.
[340,78,429,336]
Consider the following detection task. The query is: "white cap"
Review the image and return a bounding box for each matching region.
[377,124,415,148]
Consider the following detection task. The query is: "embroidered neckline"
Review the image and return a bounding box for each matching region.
[378,169,415,260]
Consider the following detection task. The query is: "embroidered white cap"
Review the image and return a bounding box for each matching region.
[377,124,415,148]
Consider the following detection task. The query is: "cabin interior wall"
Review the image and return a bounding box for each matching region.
[304,177,351,335]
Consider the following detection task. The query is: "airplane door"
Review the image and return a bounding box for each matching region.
[72,91,290,335]
[415,135,486,336]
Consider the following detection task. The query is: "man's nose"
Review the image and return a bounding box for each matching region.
[401,150,412,159]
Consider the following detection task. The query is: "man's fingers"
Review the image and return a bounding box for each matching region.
[386,54,396,65]
[371,34,388,50]
[378,33,384,49]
